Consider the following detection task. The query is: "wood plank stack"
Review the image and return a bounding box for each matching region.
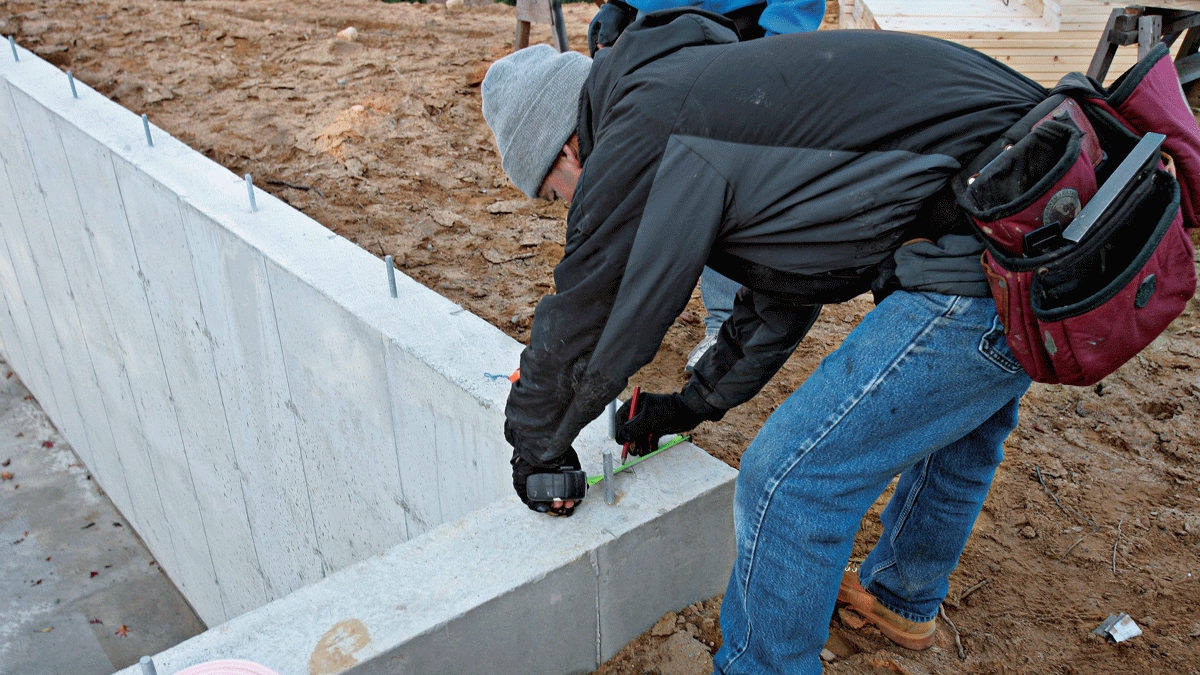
[839,0,1142,88]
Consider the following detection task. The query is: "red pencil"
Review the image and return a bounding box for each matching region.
[621,386,640,462]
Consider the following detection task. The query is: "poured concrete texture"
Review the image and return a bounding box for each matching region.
[0,41,526,624]
[0,41,738,674]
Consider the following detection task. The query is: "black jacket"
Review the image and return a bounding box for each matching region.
[506,10,1047,466]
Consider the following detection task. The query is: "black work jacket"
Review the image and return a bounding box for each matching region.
[506,10,1047,466]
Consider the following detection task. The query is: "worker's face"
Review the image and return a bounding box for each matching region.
[538,136,582,204]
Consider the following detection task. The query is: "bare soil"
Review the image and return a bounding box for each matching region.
[3,1,1199,673]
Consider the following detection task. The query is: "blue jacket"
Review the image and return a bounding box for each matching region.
[623,0,823,34]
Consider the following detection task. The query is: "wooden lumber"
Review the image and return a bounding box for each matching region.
[841,0,1142,87]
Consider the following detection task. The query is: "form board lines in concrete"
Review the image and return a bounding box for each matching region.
[112,154,294,622]
[183,200,324,602]
[5,83,140,522]
[115,159,254,622]
[265,265,411,574]
[51,114,185,588]
[383,341,445,539]
[0,160,51,437]
[3,85,103,476]
[259,258,329,590]
[103,146,227,623]
[0,80,78,457]
[178,199,273,620]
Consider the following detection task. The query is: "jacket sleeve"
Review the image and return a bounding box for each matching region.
[758,0,825,35]
[682,290,820,413]
[505,135,728,466]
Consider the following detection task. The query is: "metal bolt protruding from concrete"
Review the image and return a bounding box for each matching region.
[602,449,615,505]
[139,656,157,675]
[245,173,258,212]
[9,36,17,62]
[67,70,78,98]
[385,255,397,298]
[142,113,153,147]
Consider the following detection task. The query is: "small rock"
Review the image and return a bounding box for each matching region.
[336,26,359,41]
[488,199,527,214]
[430,209,463,228]
[446,0,464,10]
[651,612,678,637]
[656,632,713,675]
[1020,525,1037,539]
[837,607,866,630]
[820,648,836,662]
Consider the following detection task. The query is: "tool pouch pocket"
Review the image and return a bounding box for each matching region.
[976,169,1194,385]
[957,118,1099,257]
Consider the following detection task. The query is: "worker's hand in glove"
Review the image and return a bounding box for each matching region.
[615,392,711,456]
[588,0,636,56]
[511,446,582,517]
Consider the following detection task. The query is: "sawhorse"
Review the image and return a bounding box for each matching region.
[1088,4,1200,92]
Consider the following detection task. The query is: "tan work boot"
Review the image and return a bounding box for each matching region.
[836,569,937,651]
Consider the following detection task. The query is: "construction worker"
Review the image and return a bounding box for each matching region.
[481,9,1043,674]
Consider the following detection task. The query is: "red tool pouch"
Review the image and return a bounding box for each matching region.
[954,46,1198,386]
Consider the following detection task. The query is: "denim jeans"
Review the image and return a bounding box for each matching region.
[700,266,742,335]
[713,291,1032,675]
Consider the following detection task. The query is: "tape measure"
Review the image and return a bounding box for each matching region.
[525,435,690,503]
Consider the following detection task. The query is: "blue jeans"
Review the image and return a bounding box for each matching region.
[713,291,1032,675]
[700,267,741,336]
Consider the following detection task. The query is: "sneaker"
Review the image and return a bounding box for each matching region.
[836,569,937,651]
[685,333,717,374]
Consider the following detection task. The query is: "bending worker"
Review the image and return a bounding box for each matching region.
[481,10,1043,674]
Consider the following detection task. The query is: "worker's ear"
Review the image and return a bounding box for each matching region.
[562,136,581,169]
[538,136,583,203]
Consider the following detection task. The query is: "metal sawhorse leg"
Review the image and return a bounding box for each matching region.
[515,0,570,52]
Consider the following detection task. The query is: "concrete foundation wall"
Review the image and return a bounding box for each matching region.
[0,42,737,668]
[111,441,736,675]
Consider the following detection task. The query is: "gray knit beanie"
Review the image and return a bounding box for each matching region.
[481,45,591,198]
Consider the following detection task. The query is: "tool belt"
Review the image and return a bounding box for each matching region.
[952,44,1199,386]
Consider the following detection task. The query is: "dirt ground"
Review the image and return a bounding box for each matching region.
[3,0,1199,672]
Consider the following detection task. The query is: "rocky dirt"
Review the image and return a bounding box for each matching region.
[2,0,1199,673]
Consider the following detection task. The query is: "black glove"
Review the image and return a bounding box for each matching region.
[512,446,582,517]
[588,0,636,57]
[615,392,713,456]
